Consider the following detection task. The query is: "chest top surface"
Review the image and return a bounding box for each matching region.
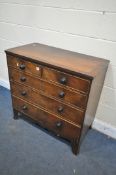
[5,43,109,79]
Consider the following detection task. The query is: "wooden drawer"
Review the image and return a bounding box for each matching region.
[7,55,42,77]
[5,42,109,155]
[42,67,90,93]
[9,68,87,110]
[9,68,42,90]
[42,81,88,109]
[11,82,84,126]
[12,96,80,141]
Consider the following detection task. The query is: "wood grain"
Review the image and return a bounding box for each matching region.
[5,43,109,79]
[6,43,109,155]
[7,54,42,77]
[42,67,91,93]
[12,96,81,141]
[11,82,84,126]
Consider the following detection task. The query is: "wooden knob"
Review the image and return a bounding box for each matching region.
[19,64,26,70]
[17,112,21,117]
[57,106,64,113]
[56,121,63,128]
[22,105,28,110]
[21,91,27,96]
[20,77,26,82]
[60,77,67,85]
[59,91,65,98]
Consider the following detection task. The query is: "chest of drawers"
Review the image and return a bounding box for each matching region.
[5,43,109,155]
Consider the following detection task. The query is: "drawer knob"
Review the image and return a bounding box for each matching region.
[59,91,65,98]
[57,106,64,113]
[56,121,63,128]
[22,105,28,110]
[60,77,67,85]
[21,91,27,96]
[19,64,26,70]
[20,77,26,82]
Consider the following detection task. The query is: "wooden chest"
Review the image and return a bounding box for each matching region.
[5,43,109,155]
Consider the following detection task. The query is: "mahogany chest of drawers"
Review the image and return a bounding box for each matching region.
[5,43,109,155]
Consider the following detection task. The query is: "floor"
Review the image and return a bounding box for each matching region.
[0,86,116,175]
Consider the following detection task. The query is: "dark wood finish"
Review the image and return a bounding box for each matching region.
[12,96,81,141]
[42,67,90,93]
[42,81,88,109]
[5,43,108,78]
[80,64,109,141]
[10,82,84,126]
[7,54,42,77]
[9,68,88,109]
[8,68,42,90]
[5,43,109,155]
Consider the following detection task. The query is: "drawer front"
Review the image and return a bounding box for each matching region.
[42,67,90,93]
[11,82,84,126]
[42,81,87,109]
[7,55,42,77]
[12,96,80,141]
[9,68,42,90]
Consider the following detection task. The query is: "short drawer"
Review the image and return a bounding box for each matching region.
[9,68,42,90]
[12,96,80,141]
[42,81,88,109]
[42,67,91,93]
[7,55,42,77]
[11,82,84,126]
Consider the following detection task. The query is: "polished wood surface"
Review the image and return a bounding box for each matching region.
[12,96,81,141]
[42,81,87,109]
[11,81,84,126]
[9,68,88,109]
[8,55,91,93]
[9,68,42,90]
[7,54,42,77]
[42,67,90,93]
[6,43,109,78]
[6,43,109,155]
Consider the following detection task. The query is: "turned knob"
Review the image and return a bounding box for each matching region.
[59,91,65,98]
[56,121,63,128]
[60,77,67,85]
[20,77,26,82]
[57,106,64,113]
[21,91,27,96]
[19,64,26,70]
[22,105,28,110]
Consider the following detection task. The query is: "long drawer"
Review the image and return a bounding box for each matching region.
[8,68,42,90]
[12,96,81,141]
[11,82,84,126]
